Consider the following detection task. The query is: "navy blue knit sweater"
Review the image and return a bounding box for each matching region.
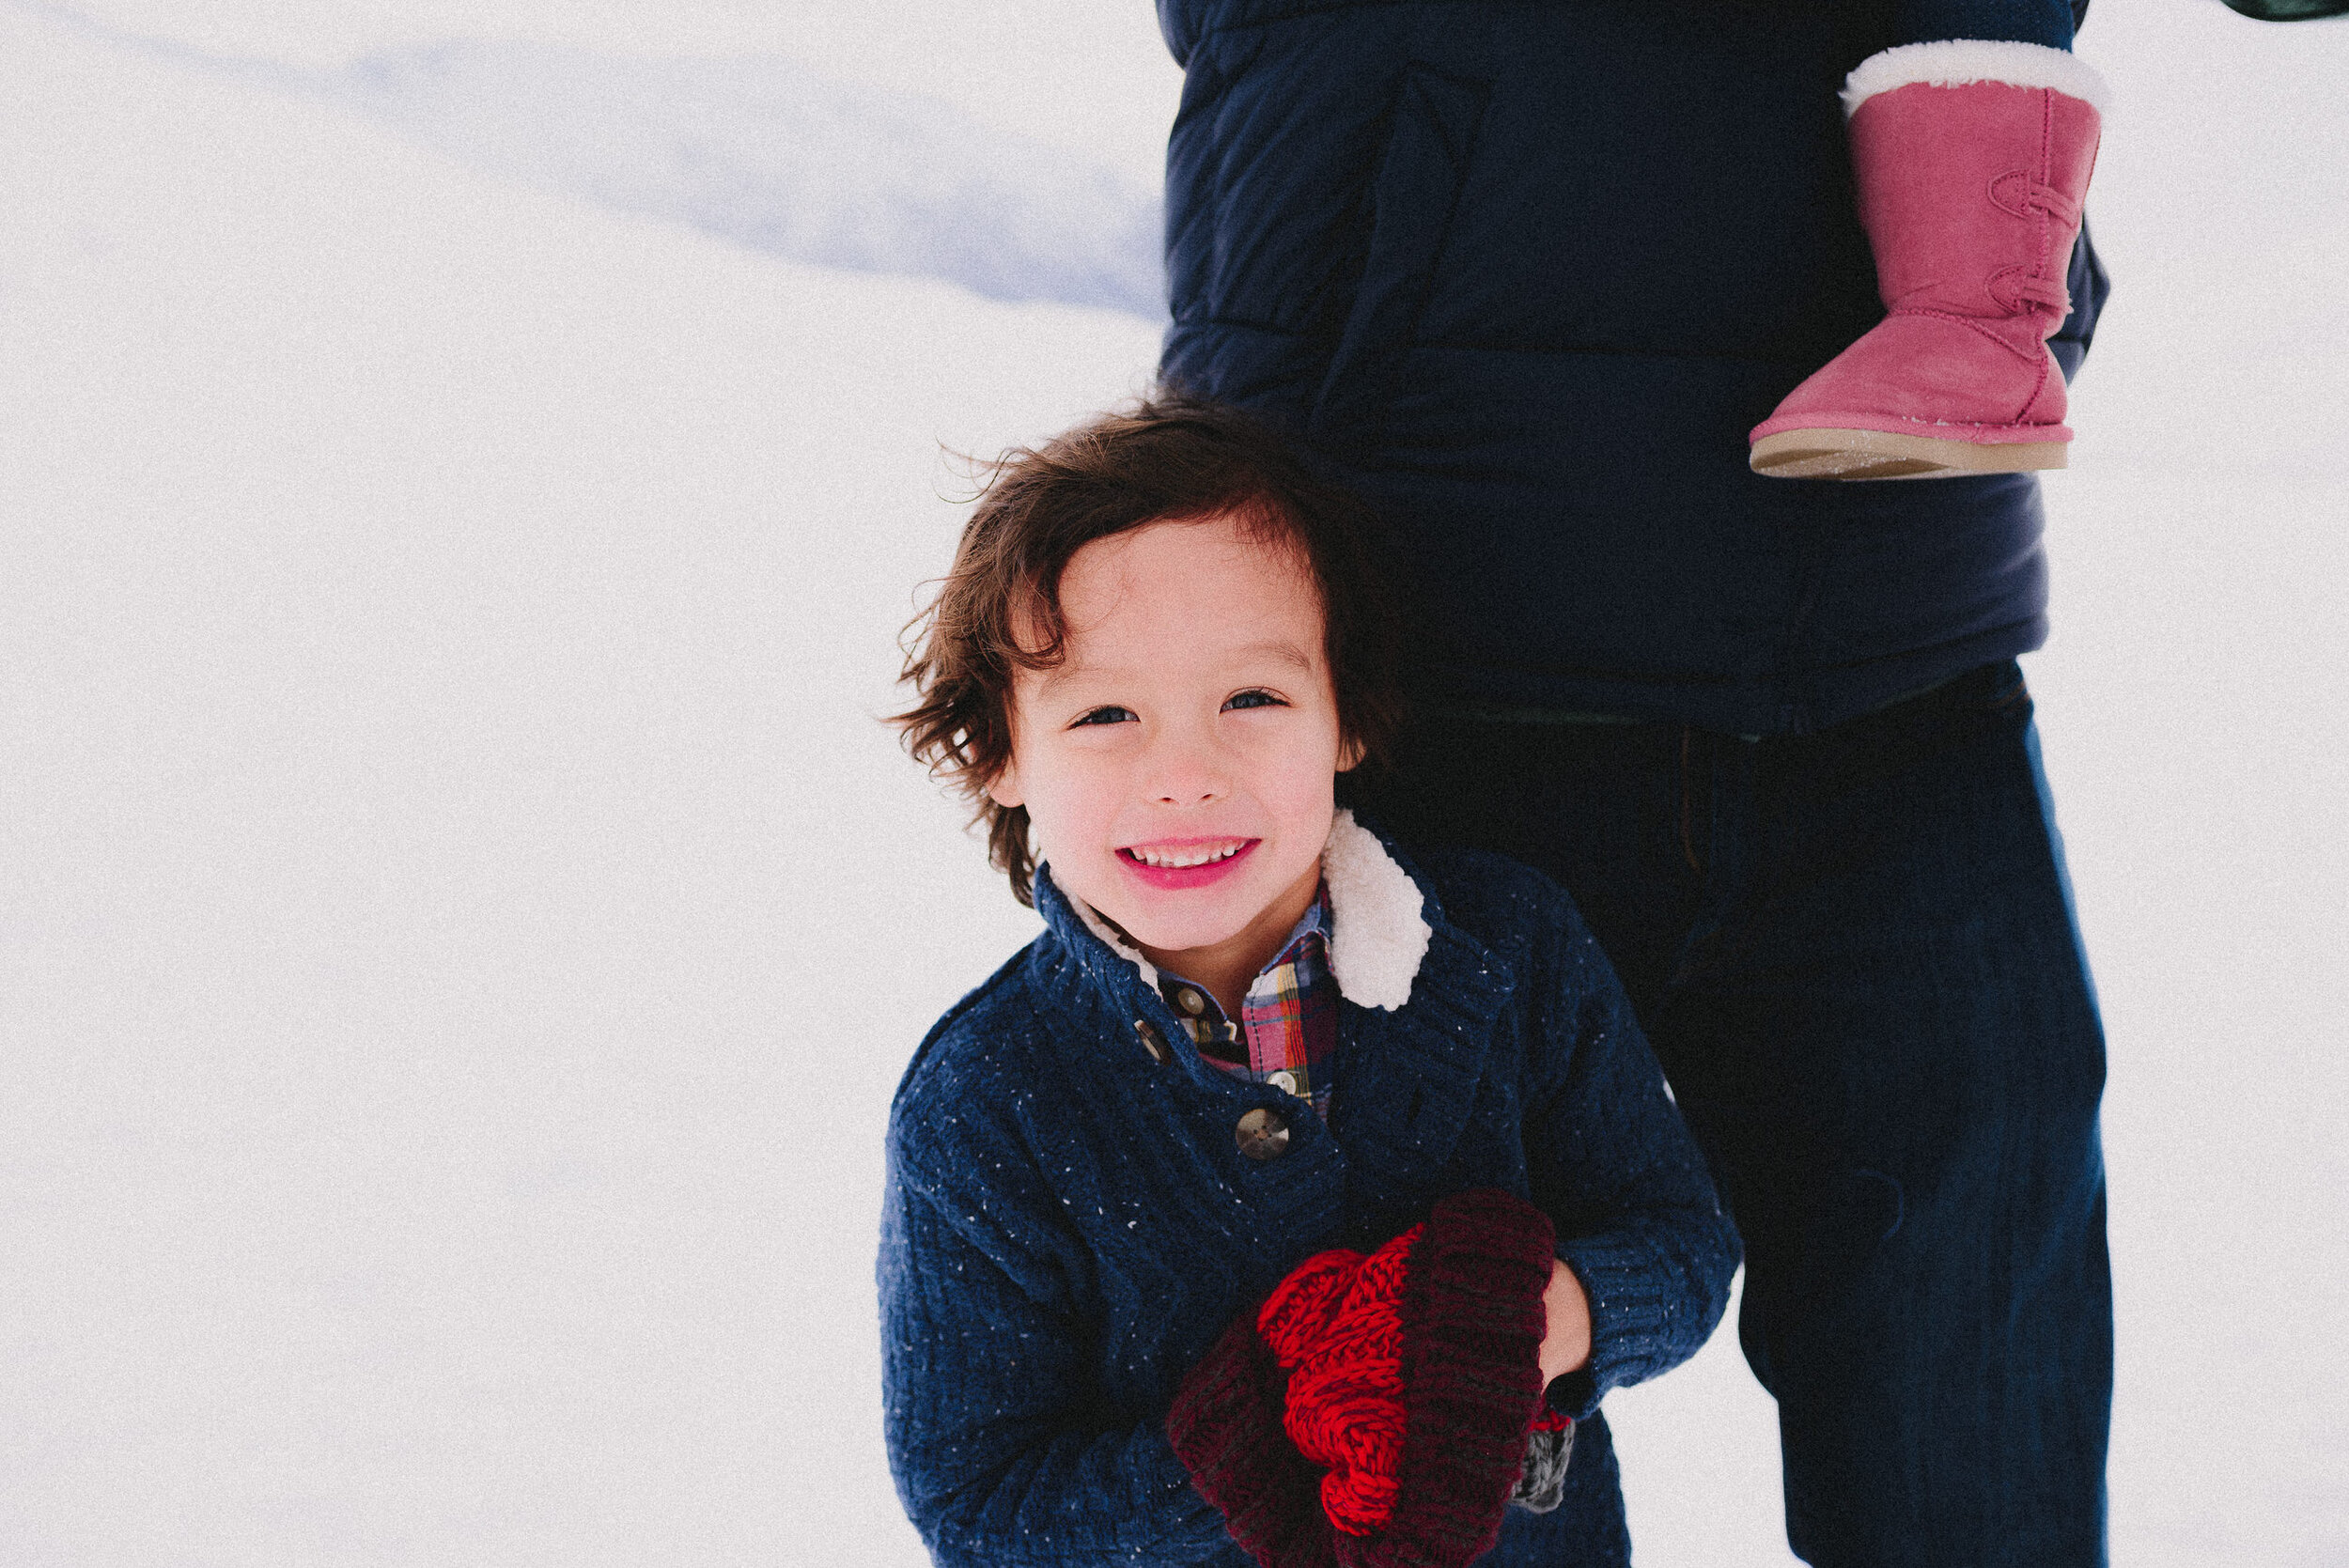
[879,815,1737,1565]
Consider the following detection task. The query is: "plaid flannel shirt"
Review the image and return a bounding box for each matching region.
[1158,885,1336,1118]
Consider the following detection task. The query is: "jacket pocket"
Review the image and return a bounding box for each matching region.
[1308,62,1490,450]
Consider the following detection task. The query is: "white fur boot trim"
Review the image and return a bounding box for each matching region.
[1842,40,2111,118]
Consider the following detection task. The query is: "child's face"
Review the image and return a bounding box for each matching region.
[990,512,1354,972]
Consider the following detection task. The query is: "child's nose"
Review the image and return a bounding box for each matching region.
[1144,727,1230,805]
[1150,764,1225,805]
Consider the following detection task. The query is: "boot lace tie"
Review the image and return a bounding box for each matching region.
[1990,172,2082,227]
[1989,268,2074,316]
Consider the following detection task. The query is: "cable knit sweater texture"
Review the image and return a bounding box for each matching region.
[879,815,1738,1567]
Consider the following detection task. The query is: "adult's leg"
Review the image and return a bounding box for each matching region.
[1361,664,2111,1566]
[1657,664,2110,1566]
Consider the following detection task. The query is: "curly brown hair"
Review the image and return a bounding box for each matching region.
[892,394,1408,906]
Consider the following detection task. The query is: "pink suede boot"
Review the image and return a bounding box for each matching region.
[1750,42,2108,480]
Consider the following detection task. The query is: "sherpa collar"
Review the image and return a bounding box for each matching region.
[1054,809,1435,1012]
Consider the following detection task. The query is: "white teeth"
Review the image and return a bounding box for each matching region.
[1131,842,1244,869]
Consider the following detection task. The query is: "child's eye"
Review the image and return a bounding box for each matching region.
[1222,690,1286,712]
[1070,706,1138,728]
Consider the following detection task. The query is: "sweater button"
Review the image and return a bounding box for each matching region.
[1134,1019,1174,1065]
[1235,1107,1289,1161]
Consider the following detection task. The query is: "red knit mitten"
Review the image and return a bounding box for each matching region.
[1255,1228,1422,1535]
[1171,1191,1557,1568]
[1349,1188,1558,1568]
[1167,1307,1337,1568]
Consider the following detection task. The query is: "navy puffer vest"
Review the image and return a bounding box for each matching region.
[1156,0,2107,734]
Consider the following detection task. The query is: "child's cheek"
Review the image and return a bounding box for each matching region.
[1043,741,1126,842]
[1262,719,1343,806]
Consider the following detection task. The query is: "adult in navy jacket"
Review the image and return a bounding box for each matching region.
[1150,2,2112,1565]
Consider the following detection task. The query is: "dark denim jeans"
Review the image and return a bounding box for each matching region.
[1358,660,2111,1567]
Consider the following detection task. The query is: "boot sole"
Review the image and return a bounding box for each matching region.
[1750,427,2068,481]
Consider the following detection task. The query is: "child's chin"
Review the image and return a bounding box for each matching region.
[1095,891,1253,958]
[1105,901,1245,954]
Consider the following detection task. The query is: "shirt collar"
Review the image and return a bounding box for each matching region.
[1154,883,1331,1028]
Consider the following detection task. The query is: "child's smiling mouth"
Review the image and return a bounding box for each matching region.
[1117,837,1260,889]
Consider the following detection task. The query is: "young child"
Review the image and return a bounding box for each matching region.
[1750,2,2109,479]
[879,396,1738,1567]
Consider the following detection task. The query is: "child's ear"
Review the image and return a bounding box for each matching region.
[986,759,1025,810]
[1336,735,1366,773]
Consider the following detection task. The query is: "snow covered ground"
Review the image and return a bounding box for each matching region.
[7,4,1165,315]
[2,3,2343,1564]
[332,39,1162,317]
